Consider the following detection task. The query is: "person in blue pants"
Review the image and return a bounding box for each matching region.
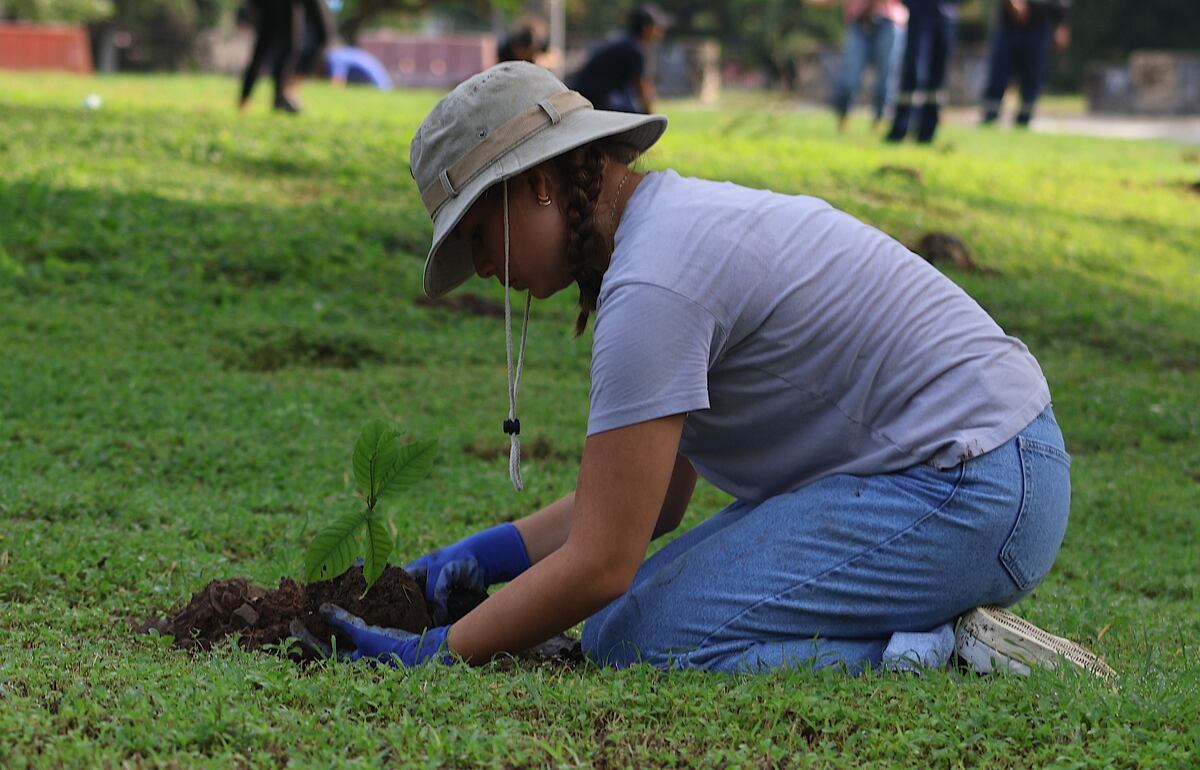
[981,0,1072,127]
[303,62,1114,680]
[824,0,909,132]
[886,0,960,144]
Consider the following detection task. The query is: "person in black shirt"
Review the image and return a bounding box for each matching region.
[981,0,1071,127]
[569,4,670,114]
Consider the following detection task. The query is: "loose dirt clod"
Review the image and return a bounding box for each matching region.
[874,164,923,183]
[914,232,992,274]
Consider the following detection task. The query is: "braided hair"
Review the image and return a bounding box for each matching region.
[553,140,640,336]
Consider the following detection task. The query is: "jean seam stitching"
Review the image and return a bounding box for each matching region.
[1014,435,1071,467]
[695,463,968,650]
[1000,437,1034,590]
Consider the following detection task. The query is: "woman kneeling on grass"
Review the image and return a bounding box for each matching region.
[321,61,1112,677]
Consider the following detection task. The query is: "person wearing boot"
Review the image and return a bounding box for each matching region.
[885,0,961,144]
[980,0,1072,127]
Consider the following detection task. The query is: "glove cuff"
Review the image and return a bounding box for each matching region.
[474,522,532,584]
[414,624,455,666]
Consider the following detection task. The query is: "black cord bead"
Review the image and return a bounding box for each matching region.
[503,418,521,435]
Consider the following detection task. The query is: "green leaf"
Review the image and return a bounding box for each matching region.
[352,419,400,505]
[361,514,394,594]
[376,439,438,499]
[304,508,368,583]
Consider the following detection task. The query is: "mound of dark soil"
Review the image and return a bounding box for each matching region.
[144,565,582,666]
[145,566,435,653]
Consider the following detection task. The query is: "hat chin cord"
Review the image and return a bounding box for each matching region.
[502,179,533,491]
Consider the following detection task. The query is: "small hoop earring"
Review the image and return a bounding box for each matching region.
[537,195,551,207]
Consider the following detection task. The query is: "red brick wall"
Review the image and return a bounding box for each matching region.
[0,24,93,74]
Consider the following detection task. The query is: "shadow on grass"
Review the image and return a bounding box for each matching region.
[0,179,426,288]
[1,177,1194,377]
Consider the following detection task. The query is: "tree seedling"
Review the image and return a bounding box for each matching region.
[303,420,437,594]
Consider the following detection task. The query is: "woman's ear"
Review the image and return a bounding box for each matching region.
[525,165,556,205]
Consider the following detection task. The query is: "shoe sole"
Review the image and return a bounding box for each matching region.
[955,605,1117,680]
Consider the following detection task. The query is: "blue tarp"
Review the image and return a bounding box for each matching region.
[325,46,392,90]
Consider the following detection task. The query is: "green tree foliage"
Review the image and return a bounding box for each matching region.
[571,0,1198,91]
[569,0,842,85]
[112,0,198,70]
[1055,0,1200,88]
[2,0,112,24]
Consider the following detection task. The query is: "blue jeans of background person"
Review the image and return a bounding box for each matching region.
[582,405,1070,672]
[982,21,1055,126]
[833,17,905,121]
[886,11,957,143]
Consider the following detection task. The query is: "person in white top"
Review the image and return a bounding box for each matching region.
[309,62,1114,680]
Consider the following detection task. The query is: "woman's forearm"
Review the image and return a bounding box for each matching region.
[513,491,576,565]
[513,454,693,564]
[446,539,625,662]
[451,416,686,663]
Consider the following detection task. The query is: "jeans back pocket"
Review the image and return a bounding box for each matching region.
[999,436,1072,592]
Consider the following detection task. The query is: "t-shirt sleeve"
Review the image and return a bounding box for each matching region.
[587,283,722,436]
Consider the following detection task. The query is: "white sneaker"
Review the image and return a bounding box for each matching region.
[955,605,1116,680]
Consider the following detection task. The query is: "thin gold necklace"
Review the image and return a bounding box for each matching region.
[609,167,632,247]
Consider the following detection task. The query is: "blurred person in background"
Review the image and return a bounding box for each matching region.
[980,0,1071,127]
[497,21,549,65]
[820,0,910,133]
[285,0,335,110]
[239,0,302,113]
[885,0,962,143]
[569,4,671,114]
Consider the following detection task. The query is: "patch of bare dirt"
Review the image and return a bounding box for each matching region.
[913,232,996,275]
[463,435,575,463]
[414,293,506,318]
[874,164,923,183]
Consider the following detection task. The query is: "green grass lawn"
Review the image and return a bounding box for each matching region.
[1,73,1198,768]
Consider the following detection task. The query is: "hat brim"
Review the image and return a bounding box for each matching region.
[421,108,668,298]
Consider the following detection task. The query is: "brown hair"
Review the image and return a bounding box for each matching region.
[552,140,640,336]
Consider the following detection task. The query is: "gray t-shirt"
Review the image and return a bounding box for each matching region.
[588,170,1051,502]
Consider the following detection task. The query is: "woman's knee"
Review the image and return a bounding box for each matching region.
[581,588,667,668]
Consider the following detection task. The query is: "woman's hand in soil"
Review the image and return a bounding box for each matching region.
[318,603,453,666]
[404,522,531,624]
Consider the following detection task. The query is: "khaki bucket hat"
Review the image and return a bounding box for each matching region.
[410,61,668,298]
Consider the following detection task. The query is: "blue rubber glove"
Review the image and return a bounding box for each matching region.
[404,522,530,624]
[319,603,453,666]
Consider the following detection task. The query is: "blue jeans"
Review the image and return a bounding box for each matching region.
[833,17,905,120]
[582,405,1070,672]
